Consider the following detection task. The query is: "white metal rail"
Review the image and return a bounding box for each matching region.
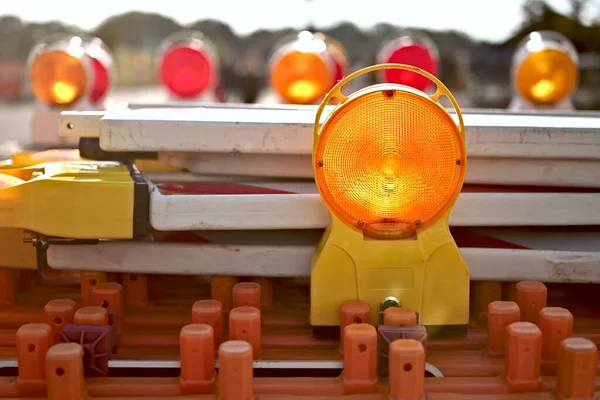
[59,105,600,187]
[48,240,600,283]
[59,106,600,158]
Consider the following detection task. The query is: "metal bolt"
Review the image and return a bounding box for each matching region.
[317,160,324,167]
[23,236,48,249]
[385,90,394,98]
[380,296,400,311]
[357,220,364,227]
[66,122,74,130]
[456,159,462,165]
[98,162,120,169]
[415,220,421,226]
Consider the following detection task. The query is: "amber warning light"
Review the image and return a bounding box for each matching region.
[512,30,579,107]
[27,34,114,107]
[269,31,335,105]
[157,31,219,99]
[309,63,469,331]
[314,66,463,239]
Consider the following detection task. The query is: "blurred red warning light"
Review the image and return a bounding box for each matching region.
[377,33,439,91]
[157,31,218,99]
[82,37,114,104]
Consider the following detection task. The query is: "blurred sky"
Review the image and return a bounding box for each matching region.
[1,0,597,42]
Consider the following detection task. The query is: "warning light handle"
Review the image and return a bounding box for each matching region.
[312,63,465,146]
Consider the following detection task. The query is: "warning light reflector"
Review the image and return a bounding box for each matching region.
[512,30,579,106]
[314,33,349,83]
[376,33,439,92]
[84,38,114,104]
[269,31,334,104]
[157,31,219,99]
[28,35,89,107]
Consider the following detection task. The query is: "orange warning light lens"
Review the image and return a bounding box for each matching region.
[269,33,333,104]
[512,31,579,106]
[515,49,578,105]
[314,87,465,239]
[29,50,88,107]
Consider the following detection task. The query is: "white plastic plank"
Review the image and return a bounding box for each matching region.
[58,106,600,158]
[47,242,600,283]
[148,180,600,230]
[161,152,600,188]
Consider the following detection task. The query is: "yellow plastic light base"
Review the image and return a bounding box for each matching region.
[12,149,84,167]
[0,161,136,239]
[11,150,181,173]
[309,64,469,329]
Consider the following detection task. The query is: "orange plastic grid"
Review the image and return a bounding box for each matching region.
[0,268,598,399]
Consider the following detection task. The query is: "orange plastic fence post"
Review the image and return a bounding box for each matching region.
[15,323,53,396]
[43,299,77,344]
[79,272,107,306]
[557,337,597,400]
[232,282,261,310]
[229,306,261,359]
[342,323,379,394]
[211,276,237,311]
[192,299,223,348]
[73,306,109,326]
[218,340,254,400]
[516,281,547,324]
[339,300,371,350]
[504,322,543,392]
[487,301,520,357]
[538,307,573,361]
[45,343,86,400]
[389,339,425,400]
[179,324,216,394]
[383,307,417,326]
[90,282,123,335]
[123,273,148,306]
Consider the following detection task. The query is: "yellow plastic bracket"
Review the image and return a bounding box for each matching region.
[10,149,181,173]
[11,149,84,167]
[0,161,136,239]
[310,64,470,333]
[313,63,465,146]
